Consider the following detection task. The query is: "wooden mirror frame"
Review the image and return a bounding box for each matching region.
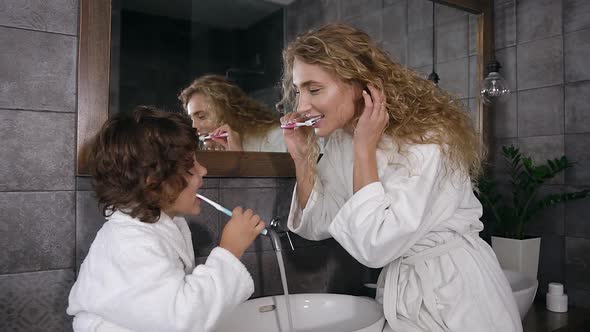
[77,0,494,177]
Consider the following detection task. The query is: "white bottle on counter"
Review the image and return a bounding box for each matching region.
[546,282,568,313]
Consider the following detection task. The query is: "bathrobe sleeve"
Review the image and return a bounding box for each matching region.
[91,244,253,332]
[287,140,352,240]
[327,144,464,268]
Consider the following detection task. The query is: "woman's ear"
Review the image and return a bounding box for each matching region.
[350,82,365,113]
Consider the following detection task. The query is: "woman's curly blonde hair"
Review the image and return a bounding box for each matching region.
[278,23,483,179]
[179,74,280,138]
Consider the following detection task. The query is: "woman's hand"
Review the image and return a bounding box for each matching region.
[280,112,313,162]
[211,124,243,151]
[352,85,388,193]
[353,85,389,152]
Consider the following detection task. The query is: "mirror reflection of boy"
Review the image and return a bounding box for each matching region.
[67,106,266,331]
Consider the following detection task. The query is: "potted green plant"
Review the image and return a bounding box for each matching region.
[476,145,589,280]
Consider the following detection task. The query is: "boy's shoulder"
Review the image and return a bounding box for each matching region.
[95,211,164,250]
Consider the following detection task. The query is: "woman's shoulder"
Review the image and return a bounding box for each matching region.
[372,140,446,178]
[380,137,441,162]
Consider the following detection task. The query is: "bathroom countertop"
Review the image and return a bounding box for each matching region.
[523,301,590,331]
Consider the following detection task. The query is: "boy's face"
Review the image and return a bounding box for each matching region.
[164,157,207,217]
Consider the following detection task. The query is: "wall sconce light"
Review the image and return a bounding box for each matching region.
[480,59,510,105]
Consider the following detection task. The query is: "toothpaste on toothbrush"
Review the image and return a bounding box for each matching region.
[281,114,324,129]
[198,132,229,141]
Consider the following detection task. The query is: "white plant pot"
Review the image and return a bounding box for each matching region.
[491,236,541,281]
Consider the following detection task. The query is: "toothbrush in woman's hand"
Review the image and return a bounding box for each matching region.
[196,194,268,235]
[281,114,324,129]
[198,132,229,141]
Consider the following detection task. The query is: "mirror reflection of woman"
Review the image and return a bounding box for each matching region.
[280,23,522,332]
[179,75,286,152]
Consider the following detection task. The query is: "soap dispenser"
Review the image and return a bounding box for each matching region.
[546,282,568,313]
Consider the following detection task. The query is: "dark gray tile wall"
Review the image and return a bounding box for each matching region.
[564,29,590,83]
[536,234,565,296]
[0,110,75,191]
[516,0,562,44]
[0,270,75,332]
[495,0,517,49]
[494,0,590,308]
[0,26,77,112]
[516,36,564,91]
[565,82,590,133]
[564,0,590,33]
[0,1,79,328]
[75,191,105,267]
[517,86,564,137]
[0,191,76,274]
[0,0,78,35]
[494,93,518,138]
[566,237,590,290]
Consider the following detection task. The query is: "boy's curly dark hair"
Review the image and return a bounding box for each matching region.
[86,106,198,223]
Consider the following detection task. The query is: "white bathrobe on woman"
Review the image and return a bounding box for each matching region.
[287,130,522,332]
[67,210,254,332]
[242,126,287,152]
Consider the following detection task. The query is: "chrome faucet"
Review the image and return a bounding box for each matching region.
[263,217,294,252]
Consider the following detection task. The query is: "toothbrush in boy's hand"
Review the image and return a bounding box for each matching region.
[198,132,229,141]
[281,114,324,129]
[196,194,268,236]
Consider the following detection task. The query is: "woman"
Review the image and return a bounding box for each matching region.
[179,74,286,152]
[280,23,521,332]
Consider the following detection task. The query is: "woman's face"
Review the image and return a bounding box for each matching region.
[164,157,208,218]
[292,57,361,137]
[187,93,222,135]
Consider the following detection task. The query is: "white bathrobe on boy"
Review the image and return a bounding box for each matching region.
[68,210,253,332]
[287,130,522,332]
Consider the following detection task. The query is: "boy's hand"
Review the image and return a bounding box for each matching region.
[220,207,266,259]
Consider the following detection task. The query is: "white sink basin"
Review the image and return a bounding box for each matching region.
[214,293,385,332]
[502,269,538,319]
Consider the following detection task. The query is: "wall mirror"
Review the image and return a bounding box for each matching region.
[77,0,494,177]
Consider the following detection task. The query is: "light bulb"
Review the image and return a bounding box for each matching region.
[480,60,510,105]
[481,72,510,104]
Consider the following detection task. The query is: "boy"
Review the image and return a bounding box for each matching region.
[68,106,265,331]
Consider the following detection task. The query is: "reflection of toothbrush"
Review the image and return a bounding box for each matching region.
[198,132,229,141]
[196,194,267,236]
[281,114,324,129]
